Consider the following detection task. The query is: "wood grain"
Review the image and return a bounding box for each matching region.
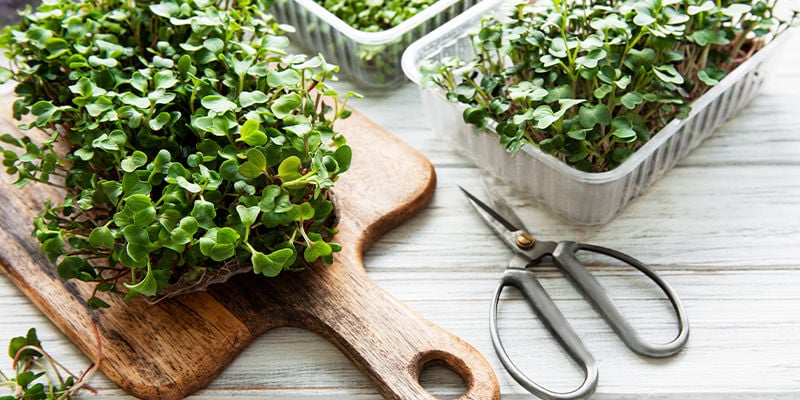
[0,94,499,400]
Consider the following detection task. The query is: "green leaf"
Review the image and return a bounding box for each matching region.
[625,48,657,70]
[278,156,302,181]
[87,297,111,309]
[252,247,294,276]
[237,205,260,227]
[121,92,151,108]
[149,111,172,131]
[122,172,152,196]
[89,226,115,248]
[154,70,178,90]
[176,176,202,193]
[203,38,225,54]
[215,157,239,180]
[270,93,302,119]
[251,251,275,275]
[333,145,352,172]
[121,151,148,172]
[267,69,301,88]
[9,328,41,359]
[171,216,199,245]
[698,67,726,86]
[721,3,751,18]
[239,148,263,170]
[687,1,715,15]
[593,84,613,99]
[129,196,157,226]
[88,55,118,68]
[85,96,114,117]
[150,2,180,18]
[689,29,729,46]
[287,202,315,221]
[239,90,269,107]
[238,162,263,179]
[0,67,13,84]
[123,265,159,298]
[191,199,217,230]
[201,95,237,113]
[653,65,685,85]
[304,232,332,263]
[30,101,59,126]
[577,104,612,129]
[57,256,94,280]
[620,92,644,109]
[198,227,240,261]
[590,14,627,30]
[238,119,267,146]
[99,180,123,206]
[575,48,606,69]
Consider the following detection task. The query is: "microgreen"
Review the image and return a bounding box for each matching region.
[422,0,798,171]
[316,0,439,32]
[0,328,99,400]
[0,0,356,307]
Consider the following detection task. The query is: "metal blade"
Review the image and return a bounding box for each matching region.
[460,186,522,236]
[483,184,528,233]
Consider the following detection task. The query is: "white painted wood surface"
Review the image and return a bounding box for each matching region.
[1,30,799,400]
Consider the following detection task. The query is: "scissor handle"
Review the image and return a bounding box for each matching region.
[552,241,690,358]
[490,258,599,400]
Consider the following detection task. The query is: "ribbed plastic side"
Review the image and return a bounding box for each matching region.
[410,4,788,224]
[271,0,481,88]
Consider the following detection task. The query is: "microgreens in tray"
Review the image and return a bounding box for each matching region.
[422,0,797,172]
[315,0,440,31]
[0,0,356,307]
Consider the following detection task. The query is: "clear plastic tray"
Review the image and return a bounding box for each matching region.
[270,0,483,88]
[402,0,794,225]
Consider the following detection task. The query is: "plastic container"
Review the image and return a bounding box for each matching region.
[402,0,794,225]
[270,0,485,88]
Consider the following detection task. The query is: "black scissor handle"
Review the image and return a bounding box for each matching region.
[490,265,599,400]
[552,241,690,358]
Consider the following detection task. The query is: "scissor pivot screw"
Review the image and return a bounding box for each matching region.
[515,233,535,249]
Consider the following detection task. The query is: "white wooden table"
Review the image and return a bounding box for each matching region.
[1,32,799,400]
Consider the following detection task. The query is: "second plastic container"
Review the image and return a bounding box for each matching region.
[271,0,486,88]
[402,0,794,225]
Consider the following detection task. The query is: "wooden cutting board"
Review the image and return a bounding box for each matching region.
[0,94,499,400]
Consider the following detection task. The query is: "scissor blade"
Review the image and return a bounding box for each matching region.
[460,186,521,235]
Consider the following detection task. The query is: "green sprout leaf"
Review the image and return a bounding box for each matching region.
[89,226,115,248]
[238,119,268,146]
[270,93,302,119]
[202,95,237,113]
[199,227,241,261]
[123,264,159,298]
[121,151,148,172]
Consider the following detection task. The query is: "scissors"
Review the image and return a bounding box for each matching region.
[461,187,689,400]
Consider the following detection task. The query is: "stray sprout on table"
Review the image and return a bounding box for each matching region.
[0,327,100,400]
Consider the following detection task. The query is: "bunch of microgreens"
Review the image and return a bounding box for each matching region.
[0,0,356,308]
[315,0,439,32]
[422,0,797,172]
[1,328,98,400]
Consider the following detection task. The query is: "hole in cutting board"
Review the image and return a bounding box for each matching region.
[418,359,467,400]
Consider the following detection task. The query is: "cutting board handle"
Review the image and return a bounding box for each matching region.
[272,256,500,400]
